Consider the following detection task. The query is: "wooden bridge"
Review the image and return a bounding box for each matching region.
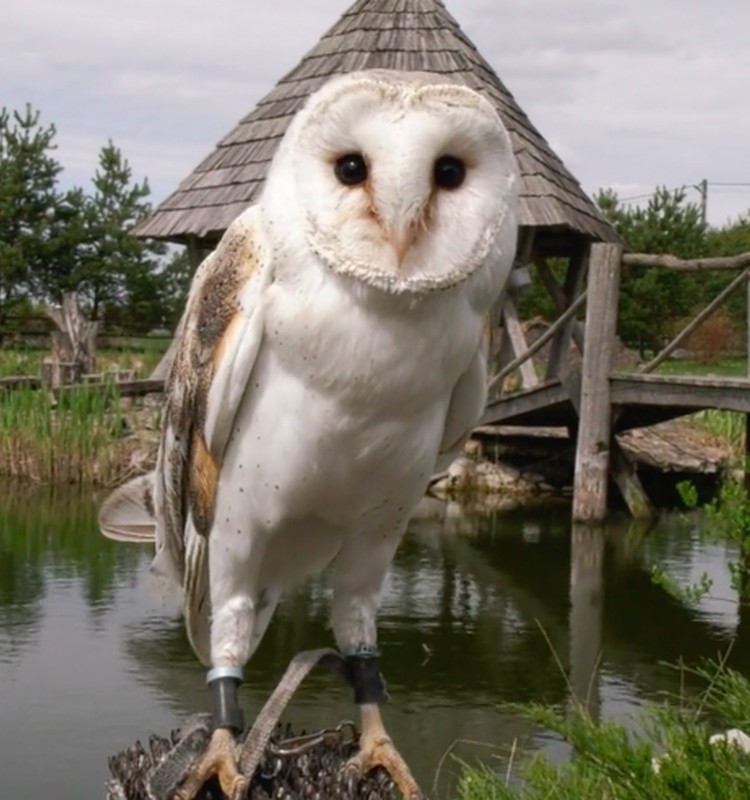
[484,242,750,523]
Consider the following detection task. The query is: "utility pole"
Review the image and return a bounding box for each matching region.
[693,178,708,224]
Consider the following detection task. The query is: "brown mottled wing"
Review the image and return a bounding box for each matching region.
[152,206,271,598]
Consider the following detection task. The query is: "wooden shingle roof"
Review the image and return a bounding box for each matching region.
[135,0,619,252]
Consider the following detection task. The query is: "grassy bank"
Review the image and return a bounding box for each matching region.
[458,660,750,800]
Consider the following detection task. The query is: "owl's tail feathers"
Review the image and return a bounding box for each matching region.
[98,472,157,543]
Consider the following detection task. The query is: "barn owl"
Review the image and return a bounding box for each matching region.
[100,69,519,799]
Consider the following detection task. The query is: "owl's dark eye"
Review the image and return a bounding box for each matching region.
[434,155,466,190]
[334,153,368,186]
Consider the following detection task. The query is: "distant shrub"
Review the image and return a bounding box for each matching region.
[678,309,742,364]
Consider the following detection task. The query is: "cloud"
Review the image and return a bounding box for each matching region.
[2,0,749,225]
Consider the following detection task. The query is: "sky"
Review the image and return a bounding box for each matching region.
[3,0,750,227]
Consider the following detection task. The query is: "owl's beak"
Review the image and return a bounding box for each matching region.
[389,215,424,268]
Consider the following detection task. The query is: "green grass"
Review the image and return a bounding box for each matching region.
[457,660,750,800]
[692,409,746,452]
[654,357,747,378]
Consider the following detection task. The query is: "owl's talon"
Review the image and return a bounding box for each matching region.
[172,727,245,800]
[344,764,360,796]
[343,735,423,799]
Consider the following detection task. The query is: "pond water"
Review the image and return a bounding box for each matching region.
[1,484,749,799]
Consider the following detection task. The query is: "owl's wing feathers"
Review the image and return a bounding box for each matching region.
[98,206,271,574]
[435,344,488,474]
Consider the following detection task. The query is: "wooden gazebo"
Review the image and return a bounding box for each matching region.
[136,0,618,251]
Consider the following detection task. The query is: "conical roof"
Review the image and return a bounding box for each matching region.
[135,0,619,253]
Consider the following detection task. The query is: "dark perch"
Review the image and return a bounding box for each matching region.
[107,721,399,800]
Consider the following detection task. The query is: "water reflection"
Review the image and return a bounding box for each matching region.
[0,485,749,800]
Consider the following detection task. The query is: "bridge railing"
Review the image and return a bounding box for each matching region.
[624,252,750,375]
[487,241,750,523]
[490,247,750,398]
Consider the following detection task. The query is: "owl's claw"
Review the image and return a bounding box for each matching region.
[343,732,423,799]
[172,727,247,800]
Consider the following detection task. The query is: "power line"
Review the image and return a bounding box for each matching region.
[619,192,658,202]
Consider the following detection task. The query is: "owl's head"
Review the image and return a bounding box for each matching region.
[262,70,519,294]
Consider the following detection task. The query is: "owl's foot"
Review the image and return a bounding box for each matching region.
[172,727,247,800]
[344,704,423,800]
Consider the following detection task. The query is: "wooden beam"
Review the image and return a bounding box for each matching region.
[640,269,749,373]
[488,291,587,394]
[186,235,206,270]
[499,297,539,392]
[573,243,623,523]
[545,246,588,380]
[534,256,586,354]
[623,250,750,271]
[611,446,657,520]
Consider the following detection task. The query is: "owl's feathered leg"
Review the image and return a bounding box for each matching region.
[173,530,280,800]
[331,535,424,799]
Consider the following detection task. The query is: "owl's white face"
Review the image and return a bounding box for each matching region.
[262,70,519,294]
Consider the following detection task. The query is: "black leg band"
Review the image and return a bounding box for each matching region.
[209,676,245,732]
[344,654,389,705]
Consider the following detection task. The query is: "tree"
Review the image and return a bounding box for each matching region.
[79,141,167,328]
[0,105,63,337]
[594,187,709,355]
[707,212,750,257]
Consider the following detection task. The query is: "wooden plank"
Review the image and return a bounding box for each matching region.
[54,378,165,398]
[481,379,574,428]
[0,375,42,391]
[573,243,622,523]
[611,374,750,413]
[114,379,165,397]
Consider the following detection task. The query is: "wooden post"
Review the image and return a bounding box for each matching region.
[43,292,98,387]
[569,523,604,720]
[572,243,623,523]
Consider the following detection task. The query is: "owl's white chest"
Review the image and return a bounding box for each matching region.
[215,263,483,587]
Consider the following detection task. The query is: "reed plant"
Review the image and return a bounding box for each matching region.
[0,382,126,484]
